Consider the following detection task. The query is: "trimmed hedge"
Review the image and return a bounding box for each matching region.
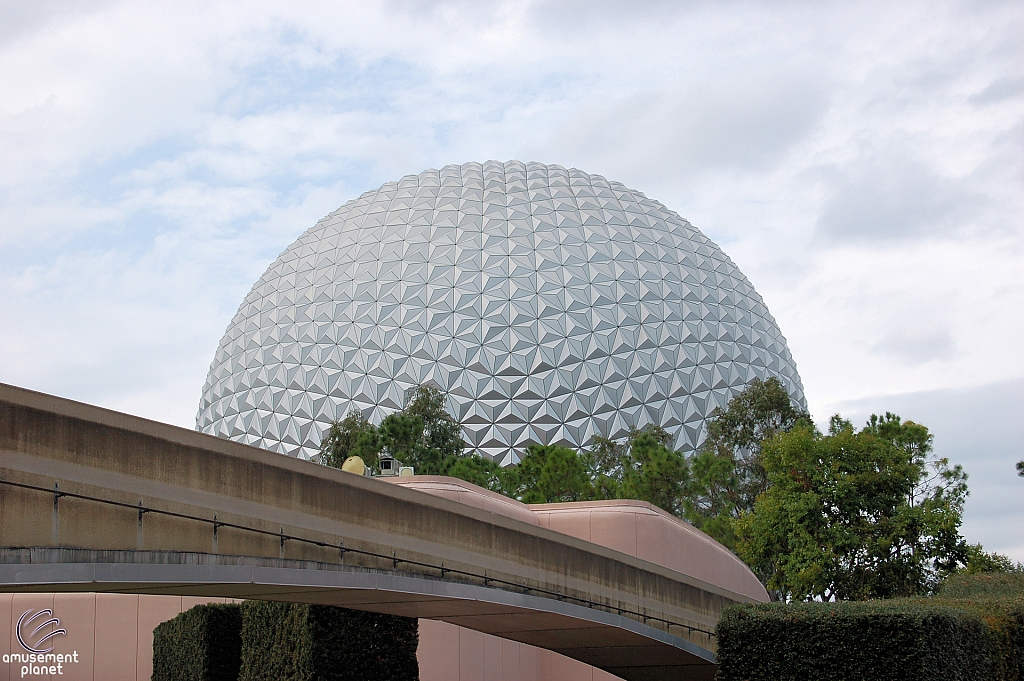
[716,576,1024,681]
[715,600,991,681]
[933,575,1024,681]
[941,597,1024,681]
[238,601,418,681]
[152,603,242,681]
[940,573,1024,599]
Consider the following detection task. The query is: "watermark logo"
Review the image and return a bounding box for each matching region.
[17,609,66,654]
[3,608,78,677]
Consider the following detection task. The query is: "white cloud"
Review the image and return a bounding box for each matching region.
[813,152,987,242]
[871,327,957,366]
[752,235,1024,409]
[538,72,829,184]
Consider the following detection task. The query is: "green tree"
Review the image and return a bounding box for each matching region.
[735,414,970,601]
[320,384,466,476]
[400,384,466,474]
[619,431,689,515]
[318,410,381,471]
[584,424,690,513]
[1017,460,1023,476]
[585,434,626,500]
[505,443,592,503]
[378,413,424,466]
[861,412,969,582]
[683,449,741,546]
[683,377,810,547]
[959,544,1024,574]
[373,384,467,475]
[445,454,505,493]
[703,376,811,502]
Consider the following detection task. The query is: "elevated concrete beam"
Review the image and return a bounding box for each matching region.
[0,383,753,680]
[0,557,716,681]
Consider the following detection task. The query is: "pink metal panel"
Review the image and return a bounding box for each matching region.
[137,596,186,681]
[518,642,541,681]
[661,517,691,576]
[532,499,769,601]
[0,593,11,681]
[418,619,461,681]
[460,626,487,680]
[501,638,521,681]
[484,632,503,681]
[588,510,637,557]
[93,594,138,681]
[635,512,671,572]
[52,593,96,681]
[429,489,462,502]
[538,647,595,681]
[385,477,540,526]
[544,510,593,543]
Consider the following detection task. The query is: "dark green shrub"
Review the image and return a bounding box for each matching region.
[933,574,1024,680]
[239,601,418,681]
[940,573,1024,599]
[152,603,242,681]
[715,600,991,681]
[957,598,1024,681]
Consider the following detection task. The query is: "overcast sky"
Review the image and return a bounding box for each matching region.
[1,0,1021,559]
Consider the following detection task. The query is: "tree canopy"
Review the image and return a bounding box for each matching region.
[734,414,970,601]
[681,377,811,548]
[503,443,592,503]
[318,384,472,476]
[318,410,381,471]
[959,543,1024,574]
[317,379,997,603]
[319,378,815,521]
[617,431,688,515]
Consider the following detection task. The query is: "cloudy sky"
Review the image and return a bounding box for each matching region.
[1,0,1021,558]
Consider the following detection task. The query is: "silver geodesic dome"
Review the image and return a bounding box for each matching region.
[196,161,805,464]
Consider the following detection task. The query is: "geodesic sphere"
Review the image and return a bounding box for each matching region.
[196,161,805,464]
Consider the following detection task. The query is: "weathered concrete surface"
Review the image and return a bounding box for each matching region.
[0,383,756,681]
